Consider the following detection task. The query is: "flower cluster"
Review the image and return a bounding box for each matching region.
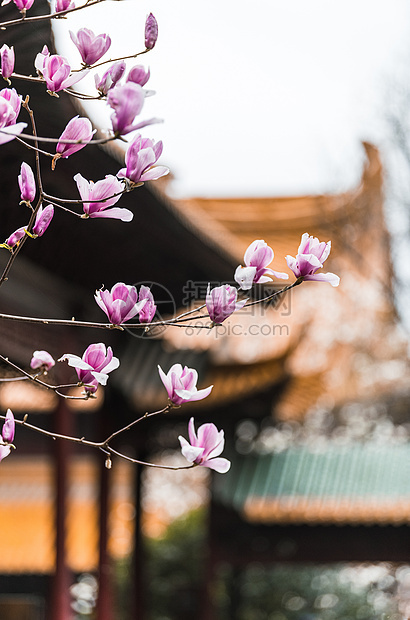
[0,4,341,488]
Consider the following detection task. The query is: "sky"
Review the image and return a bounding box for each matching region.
[53,0,410,198]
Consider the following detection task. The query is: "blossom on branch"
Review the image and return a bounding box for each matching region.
[2,205,53,249]
[35,49,86,94]
[158,364,213,406]
[59,343,120,394]
[206,284,247,325]
[126,65,150,87]
[1,0,34,13]
[74,172,132,221]
[95,61,125,96]
[145,13,158,50]
[56,116,93,160]
[32,204,54,237]
[30,350,55,372]
[286,233,340,287]
[0,87,21,121]
[138,285,156,323]
[235,239,288,290]
[18,162,36,204]
[55,0,74,12]
[4,226,25,249]
[0,409,15,463]
[117,134,169,184]
[95,283,147,325]
[108,82,160,136]
[0,88,26,145]
[179,418,231,473]
[0,45,15,83]
[70,28,111,66]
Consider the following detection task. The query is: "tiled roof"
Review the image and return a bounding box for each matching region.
[214,443,410,526]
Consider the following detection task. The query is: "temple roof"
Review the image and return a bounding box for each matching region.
[214,442,410,526]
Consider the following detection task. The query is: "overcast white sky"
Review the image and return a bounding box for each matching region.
[53,0,410,198]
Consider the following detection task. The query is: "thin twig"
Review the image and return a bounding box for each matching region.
[0,0,105,29]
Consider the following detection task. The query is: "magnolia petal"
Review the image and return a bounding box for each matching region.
[234,265,257,290]
[125,116,163,134]
[0,445,11,462]
[202,457,231,473]
[187,417,198,446]
[303,272,340,287]
[174,385,213,403]
[197,423,222,454]
[271,270,289,280]
[101,355,120,374]
[140,165,169,182]
[0,122,27,145]
[158,364,172,398]
[179,438,203,464]
[60,69,89,90]
[121,298,147,323]
[90,370,109,385]
[59,354,93,371]
[88,207,133,222]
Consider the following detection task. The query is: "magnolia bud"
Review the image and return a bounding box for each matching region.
[144,13,158,50]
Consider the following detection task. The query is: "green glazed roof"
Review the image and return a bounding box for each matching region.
[213,444,410,525]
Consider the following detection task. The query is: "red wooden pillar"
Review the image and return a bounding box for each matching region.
[49,399,72,620]
[96,453,113,620]
[133,462,145,620]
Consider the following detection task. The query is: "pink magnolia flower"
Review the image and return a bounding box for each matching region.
[4,226,25,248]
[145,13,158,50]
[158,364,213,406]
[55,0,74,12]
[235,240,289,290]
[56,116,93,159]
[32,204,54,237]
[70,28,111,66]
[30,350,55,371]
[206,284,247,324]
[95,283,147,325]
[1,0,34,12]
[0,409,15,462]
[126,65,150,87]
[59,343,119,394]
[0,100,26,145]
[0,88,25,145]
[179,418,231,473]
[108,82,159,136]
[74,173,132,221]
[117,134,169,184]
[0,45,15,82]
[0,87,21,119]
[286,233,340,287]
[138,286,156,323]
[2,409,15,443]
[18,162,36,204]
[95,61,125,95]
[36,51,86,94]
